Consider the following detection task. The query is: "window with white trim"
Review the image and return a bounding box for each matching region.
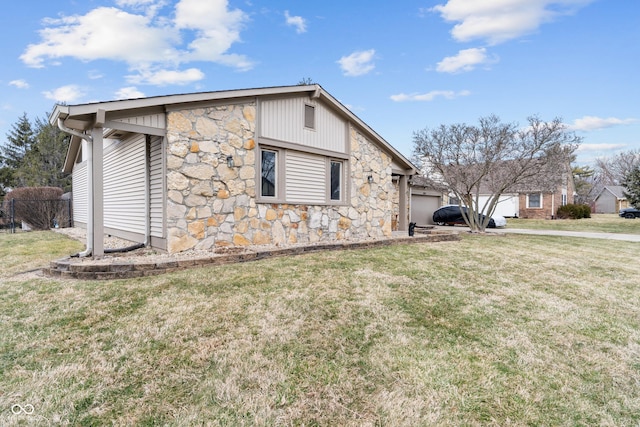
[527,193,542,208]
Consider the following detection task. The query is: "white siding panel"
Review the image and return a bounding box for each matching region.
[72,162,88,225]
[286,152,326,203]
[149,136,165,238]
[113,113,165,129]
[261,97,346,153]
[103,134,146,234]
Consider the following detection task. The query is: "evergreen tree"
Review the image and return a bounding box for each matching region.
[0,113,35,193]
[17,116,72,192]
[572,165,596,205]
[622,166,640,208]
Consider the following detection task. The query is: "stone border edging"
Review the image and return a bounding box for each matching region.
[44,232,460,280]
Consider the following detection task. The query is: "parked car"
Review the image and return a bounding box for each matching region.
[432,205,507,228]
[619,207,640,219]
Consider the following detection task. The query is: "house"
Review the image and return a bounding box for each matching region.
[594,185,628,213]
[51,85,417,257]
[409,159,575,222]
[478,169,575,220]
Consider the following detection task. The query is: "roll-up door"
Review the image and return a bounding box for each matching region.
[411,194,440,225]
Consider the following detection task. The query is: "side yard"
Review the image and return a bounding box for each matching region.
[508,213,640,234]
[0,231,639,425]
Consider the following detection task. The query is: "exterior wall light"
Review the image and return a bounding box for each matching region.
[367,175,374,184]
[226,155,234,168]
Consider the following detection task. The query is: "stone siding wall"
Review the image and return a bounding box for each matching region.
[165,103,396,253]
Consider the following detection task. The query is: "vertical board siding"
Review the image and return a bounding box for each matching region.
[72,162,88,224]
[103,134,146,234]
[149,136,165,238]
[286,151,326,203]
[113,113,165,129]
[260,97,346,153]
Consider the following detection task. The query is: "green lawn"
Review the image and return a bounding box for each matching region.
[1,231,639,425]
[508,213,640,234]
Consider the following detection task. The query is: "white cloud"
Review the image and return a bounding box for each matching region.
[21,7,179,68]
[390,90,471,102]
[88,70,104,80]
[115,0,158,6]
[431,0,593,45]
[115,0,166,17]
[337,49,376,77]
[174,0,250,68]
[20,0,253,77]
[284,11,307,33]
[9,79,30,89]
[436,47,496,73]
[43,85,85,103]
[568,116,637,131]
[115,87,146,99]
[127,67,205,85]
[576,143,628,152]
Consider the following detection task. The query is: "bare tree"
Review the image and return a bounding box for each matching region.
[595,149,640,185]
[413,115,580,232]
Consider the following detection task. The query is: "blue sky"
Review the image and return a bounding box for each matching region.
[1,0,638,166]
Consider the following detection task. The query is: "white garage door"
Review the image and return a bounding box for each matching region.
[477,194,519,218]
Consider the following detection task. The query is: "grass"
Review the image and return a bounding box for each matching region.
[1,231,639,425]
[508,213,640,234]
[0,230,83,278]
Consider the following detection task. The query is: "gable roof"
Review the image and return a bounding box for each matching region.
[596,185,627,200]
[52,84,417,174]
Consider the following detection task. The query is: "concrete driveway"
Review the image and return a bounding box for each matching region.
[431,225,640,243]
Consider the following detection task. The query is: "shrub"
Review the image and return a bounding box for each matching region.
[5,187,67,230]
[556,203,591,219]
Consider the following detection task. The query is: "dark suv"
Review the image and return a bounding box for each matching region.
[619,207,640,219]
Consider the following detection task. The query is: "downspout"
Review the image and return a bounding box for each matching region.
[144,135,151,247]
[58,118,94,257]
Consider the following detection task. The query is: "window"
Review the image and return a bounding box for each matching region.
[527,193,542,208]
[261,149,277,197]
[257,144,348,205]
[330,160,342,201]
[304,104,315,129]
[562,193,567,206]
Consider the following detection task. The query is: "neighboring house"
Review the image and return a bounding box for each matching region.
[410,160,575,221]
[594,185,628,213]
[51,85,417,257]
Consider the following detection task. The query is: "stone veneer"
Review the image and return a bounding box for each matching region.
[166,102,398,253]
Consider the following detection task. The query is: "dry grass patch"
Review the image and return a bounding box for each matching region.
[509,213,640,234]
[0,230,83,278]
[0,234,639,425]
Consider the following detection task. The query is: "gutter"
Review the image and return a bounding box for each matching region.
[58,119,94,258]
